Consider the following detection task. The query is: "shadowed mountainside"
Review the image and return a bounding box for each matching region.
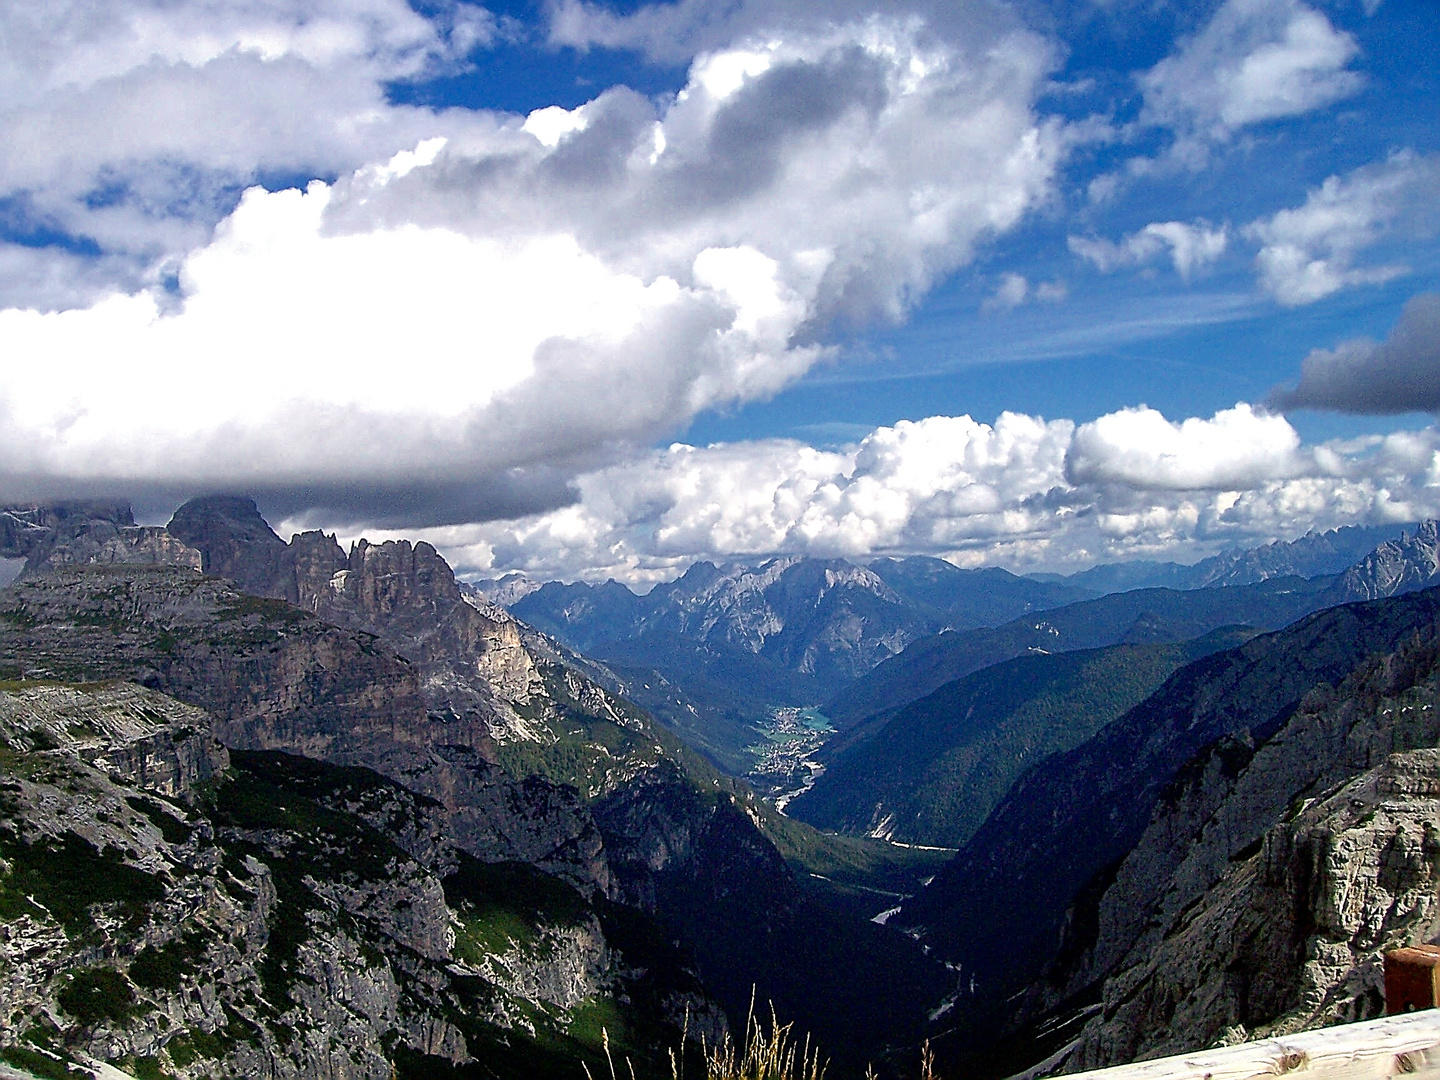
[899,586,1440,1053]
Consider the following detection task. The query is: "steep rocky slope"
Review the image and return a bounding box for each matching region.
[897,586,1440,1042]
[3,500,949,1073]
[0,563,609,891]
[0,682,718,1079]
[1054,630,1440,1070]
[168,496,574,747]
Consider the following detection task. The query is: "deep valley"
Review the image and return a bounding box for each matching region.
[3,501,1440,1080]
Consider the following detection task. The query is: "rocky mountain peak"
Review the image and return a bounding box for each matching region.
[3,500,199,579]
[1338,521,1440,601]
[166,495,293,597]
[340,537,464,623]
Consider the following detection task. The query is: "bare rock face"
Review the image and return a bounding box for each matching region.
[0,682,228,799]
[1,502,202,578]
[6,497,895,1066]
[165,495,304,600]
[168,500,552,745]
[0,564,610,894]
[1052,626,1440,1071]
[0,685,695,1080]
[1062,748,1440,1071]
[1336,521,1440,601]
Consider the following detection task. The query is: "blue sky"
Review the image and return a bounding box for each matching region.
[0,0,1437,582]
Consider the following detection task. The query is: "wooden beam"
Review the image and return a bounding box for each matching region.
[1060,1011,1440,1080]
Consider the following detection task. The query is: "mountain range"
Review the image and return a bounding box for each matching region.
[6,501,1440,1080]
[0,498,950,1079]
[897,583,1440,1075]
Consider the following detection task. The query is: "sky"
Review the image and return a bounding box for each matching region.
[0,0,1437,585]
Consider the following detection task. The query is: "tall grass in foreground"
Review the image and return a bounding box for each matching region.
[585,994,941,1080]
[682,1000,827,1080]
[582,993,828,1080]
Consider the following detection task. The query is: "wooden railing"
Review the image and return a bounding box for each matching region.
[1062,1010,1440,1080]
[1057,950,1440,1080]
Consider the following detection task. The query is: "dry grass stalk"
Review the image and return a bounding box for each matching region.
[668,990,827,1080]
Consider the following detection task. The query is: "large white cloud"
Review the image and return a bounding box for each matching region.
[1065,403,1304,490]
[0,0,494,300]
[0,14,1064,514]
[366,405,1440,585]
[1141,0,1362,143]
[1246,150,1440,306]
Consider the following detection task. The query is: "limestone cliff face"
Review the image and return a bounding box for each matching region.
[2,501,202,577]
[165,494,303,599]
[1042,623,1440,1070]
[168,499,553,745]
[0,564,609,894]
[0,684,698,1080]
[1062,746,1440,1070]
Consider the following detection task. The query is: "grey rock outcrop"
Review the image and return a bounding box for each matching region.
[1,502,201,578]
[1335,521,1440,601]
[168,496,591,746]
[0,563,609,893]
[0,683,699,1080]
[1062,740,1440,1069]
[0,681,227,798]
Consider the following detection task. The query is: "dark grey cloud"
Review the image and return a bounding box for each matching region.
[0,468,582,534]
[1269,293,1440,415]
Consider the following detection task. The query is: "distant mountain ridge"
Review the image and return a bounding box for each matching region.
[1333,520,1440,600]
[1036,522,1412,593]
[507,554,1093,769]
[824,575,1339,728]
[828,521,1440,729]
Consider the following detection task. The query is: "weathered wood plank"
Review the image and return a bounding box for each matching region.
[1061,1011,1440,1080]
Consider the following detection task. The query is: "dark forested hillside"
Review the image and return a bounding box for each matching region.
[898,586,1440,1050]
[826,576,1341,728]
[788,629,1254,846]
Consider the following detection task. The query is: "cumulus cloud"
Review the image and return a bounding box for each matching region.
[368,405,1440,585]
[1141,0,1362,142]
[1068,220,1228,279]
[1065,403,1303,489]
[0,0,496,298]
[0,14,1064,518]
[981,273,1067,312]
[1269,293,1440,414]
[1246,150,1440,305]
